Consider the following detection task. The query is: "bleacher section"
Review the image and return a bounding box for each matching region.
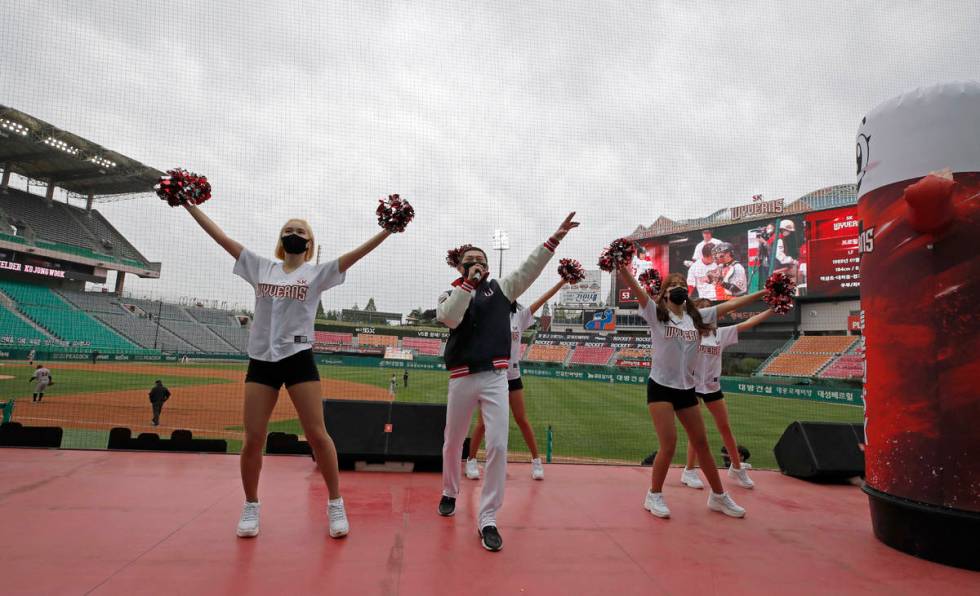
[614,347,649,367]
[760,334,859,378]
[358,334,399,349]
[186,307,239,326]
[59,288,248,354]
[786,335,858,354]
[315,331,354,347]
[569,345,615,365]
[819,354,864,380]
[402,337,443,356]
[209,324,248,353]
[156,319,237,353]
[0,280,140,351]
[1,188,149,266]
[524,344,571,364]
[95,313,196,352]
[0,302,51,345]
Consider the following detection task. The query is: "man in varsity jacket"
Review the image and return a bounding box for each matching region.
[436,212,578,552]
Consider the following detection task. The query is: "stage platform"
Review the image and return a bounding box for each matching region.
[0,449,976,595]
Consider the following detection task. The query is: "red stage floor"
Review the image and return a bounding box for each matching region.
[0,449,976,595]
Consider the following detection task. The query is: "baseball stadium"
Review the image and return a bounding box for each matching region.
[0,107,863,468]
[1,4,977,595]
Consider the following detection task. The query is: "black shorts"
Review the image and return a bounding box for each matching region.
[245,349,320,389]
[508,377,524,392]
[697,390,725,403]
[646,378,698,410]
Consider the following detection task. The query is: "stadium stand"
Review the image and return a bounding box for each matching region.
[94,312,196,352]
[0,280,139,351]
[209,324,248,353]
[569,345,615,365]
[0,301,51,344]
[357,334,399,348]
[186,307,239,326]
[760,334,859,378]
[122,298,194,321]
[402,336,443,356]
[156,319,238,353]
[1,188,150,266]
[315,331,354,347]
[819,354,864,380]
[524,344,571,364]
[786,335,858,354]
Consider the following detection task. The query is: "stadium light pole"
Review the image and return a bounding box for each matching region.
[492,229,510,278]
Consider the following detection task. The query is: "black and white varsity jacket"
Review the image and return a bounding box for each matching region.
[437,237,559,378]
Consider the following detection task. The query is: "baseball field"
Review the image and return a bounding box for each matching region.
[2,359,863,469]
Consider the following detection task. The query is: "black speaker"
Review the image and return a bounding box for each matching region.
[774,421,864,480]
[266,431,311,456]
[0,422,62,448]
[322,399,447,471]
[107,427,226,453]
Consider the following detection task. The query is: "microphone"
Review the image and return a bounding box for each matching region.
[472,270,483,282]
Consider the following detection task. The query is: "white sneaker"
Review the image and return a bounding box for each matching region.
[643,491,670,518]
[531,458,544,480]
[681,468,704,489]
[236,501,261,537]
[328,497,350,538]
[465,458,481,480]
[728,465,755,488]
[707,492,746,518]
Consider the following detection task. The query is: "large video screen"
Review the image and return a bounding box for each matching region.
[617,206,859,307]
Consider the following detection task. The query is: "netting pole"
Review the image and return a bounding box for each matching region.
[546,425,553,463]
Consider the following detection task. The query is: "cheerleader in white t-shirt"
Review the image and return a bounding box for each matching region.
[184,204,400,539]
[680,300,774,491]
[618,267,763,519]
[465,278,567,481]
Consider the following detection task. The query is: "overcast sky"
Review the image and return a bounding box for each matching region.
[2,1,977,314]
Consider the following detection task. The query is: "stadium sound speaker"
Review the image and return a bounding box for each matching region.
[266,431,312,456]
[107,427,226,453]
[0,422,63,448]
[774,422,864,480]
[322,399,447,471]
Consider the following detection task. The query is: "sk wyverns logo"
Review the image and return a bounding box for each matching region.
[257,282,309,301]
[856,116,873,194]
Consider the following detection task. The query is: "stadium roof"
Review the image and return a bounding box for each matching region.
[0,105,162,200]
[630,184,857,239]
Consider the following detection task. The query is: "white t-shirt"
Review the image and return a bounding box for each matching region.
[508,307,535,380]
[686,259,718,300]
[638,302,717,390]
[233,249,346,362]
[33,367,51,383]
[693,325,739,394]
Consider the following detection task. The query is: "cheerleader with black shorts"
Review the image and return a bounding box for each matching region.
[184,203,404,539]
[618,266,763,519]
[680,300,775,490]
[465,277,567,482]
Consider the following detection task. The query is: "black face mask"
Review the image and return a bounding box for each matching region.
[281,234,309,255]
[668,287,688,305]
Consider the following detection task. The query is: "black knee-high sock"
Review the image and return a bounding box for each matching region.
[37,393,43,402]
[33,393,38,402]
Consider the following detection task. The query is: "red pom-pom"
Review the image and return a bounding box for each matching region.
[638,269,662,295]
[446,244,475,268]
[376,194,414,233]
[598,238,636,272]
[558,258,586,284]
[764,272,796,315]
[155,168,211,207]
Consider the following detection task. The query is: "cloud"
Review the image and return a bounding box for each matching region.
[2,1,977,314]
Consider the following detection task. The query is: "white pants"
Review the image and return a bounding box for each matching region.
[442,369,509,528]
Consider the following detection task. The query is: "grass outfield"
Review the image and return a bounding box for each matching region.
[0,364,232,400]
[263,364,864,470]
[3,361,862,469]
